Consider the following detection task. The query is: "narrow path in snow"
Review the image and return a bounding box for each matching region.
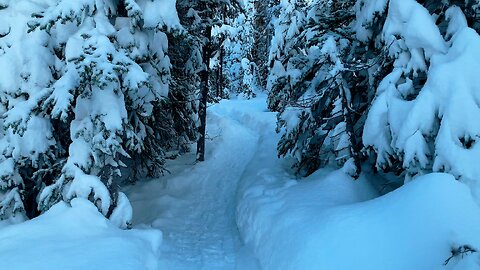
[125,97,272,269]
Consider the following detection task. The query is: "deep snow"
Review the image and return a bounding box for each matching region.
[125,97,266,269]
[1,96,480,270]
[0,198,161,270]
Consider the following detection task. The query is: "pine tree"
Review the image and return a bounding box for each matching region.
[218,1,258,98]
[252,0,279,89]
[0,0,58,220]
[266,0,307,112]
[176,0,241,161]
[360,0,480,184]
[164,30,199,156]
[267,0,380,177]
[0,0,182,227]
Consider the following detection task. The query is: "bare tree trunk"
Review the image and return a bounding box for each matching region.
[218,36,224,98]
[217,5,226,99]
[196,25,212,162]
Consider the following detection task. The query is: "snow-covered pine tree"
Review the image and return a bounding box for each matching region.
[217,0,258,98]
[117,0,182,181]
[209,4,230,100]
[177,0,212,162]
[252,0,278,89]
[163,30,199,157]
[0,0,180,226]
[267,0,380,177]
[360,0,480,186]
[266,0,307,112]
[176,0,241,161]
[0,0,56,220]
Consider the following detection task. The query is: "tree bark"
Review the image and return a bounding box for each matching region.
[196,25,212,162]
[218,36,224,99]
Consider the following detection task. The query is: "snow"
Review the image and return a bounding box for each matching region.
[363,2,480,189]
[65,169,112,215]
[174,96,478,270]
[125,95,480,270]
[0,198,162,270]
[1,1,479,269]
[110,192,134,229]
[238,152,480,270]
[383,0,447,55]
[138,0,181,30]
[1,93,480,270]
[14,0,175,221]
[125,98,267,269]
[354,0,389,41]
[280,106,302,133]
[446,6,468,39]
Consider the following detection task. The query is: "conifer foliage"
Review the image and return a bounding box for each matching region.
[267,0,379,177]
[0,0,181,227]
[360,0,480,183]
[266,0,480,186]
[0,0,245,224]
[214,1,257,98]
[2,0,480,228]
[175,0,241,162]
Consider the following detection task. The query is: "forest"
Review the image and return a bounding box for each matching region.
[0,0,480,269]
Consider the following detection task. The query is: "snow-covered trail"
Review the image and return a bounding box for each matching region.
[125,97,272,269]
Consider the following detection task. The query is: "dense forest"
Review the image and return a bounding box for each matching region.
[1,0,480,269]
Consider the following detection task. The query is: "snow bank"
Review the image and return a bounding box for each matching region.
[237,171,480,270]
[0,198,162,270]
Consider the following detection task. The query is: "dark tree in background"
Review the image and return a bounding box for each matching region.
[176,0,242,162]
[252,0,279,89]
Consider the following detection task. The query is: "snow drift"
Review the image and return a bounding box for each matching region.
[237,170,480,270]
[0,198,162,270]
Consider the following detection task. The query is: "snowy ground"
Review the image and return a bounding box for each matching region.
[0,198,162,270]
[2,96,480,270]
[125,97,265,269]
[229,99,480,270]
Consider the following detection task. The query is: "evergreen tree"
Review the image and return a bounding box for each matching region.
[252,0,279,89]
[218,1,258,98]
[267,0,382,177]
[0,0,55,219]
[0,0,181,227]
[265,0,480,182]
[360,0,480,184]
[176,0,241,161]
[266,0,307,112]
[164,30,199,156]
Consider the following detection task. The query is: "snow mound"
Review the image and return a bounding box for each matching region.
[0,198,162,270]
[237,171,480,270]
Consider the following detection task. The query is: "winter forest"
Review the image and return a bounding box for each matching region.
[1,0,480,269]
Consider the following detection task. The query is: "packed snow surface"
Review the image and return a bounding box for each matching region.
[1,96,480,270]
[126,97,267,269]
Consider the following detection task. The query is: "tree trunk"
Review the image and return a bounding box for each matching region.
[196,25,212,162]
[218,36,224,98]
[340,77,361,179]
[217,5,227,99]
